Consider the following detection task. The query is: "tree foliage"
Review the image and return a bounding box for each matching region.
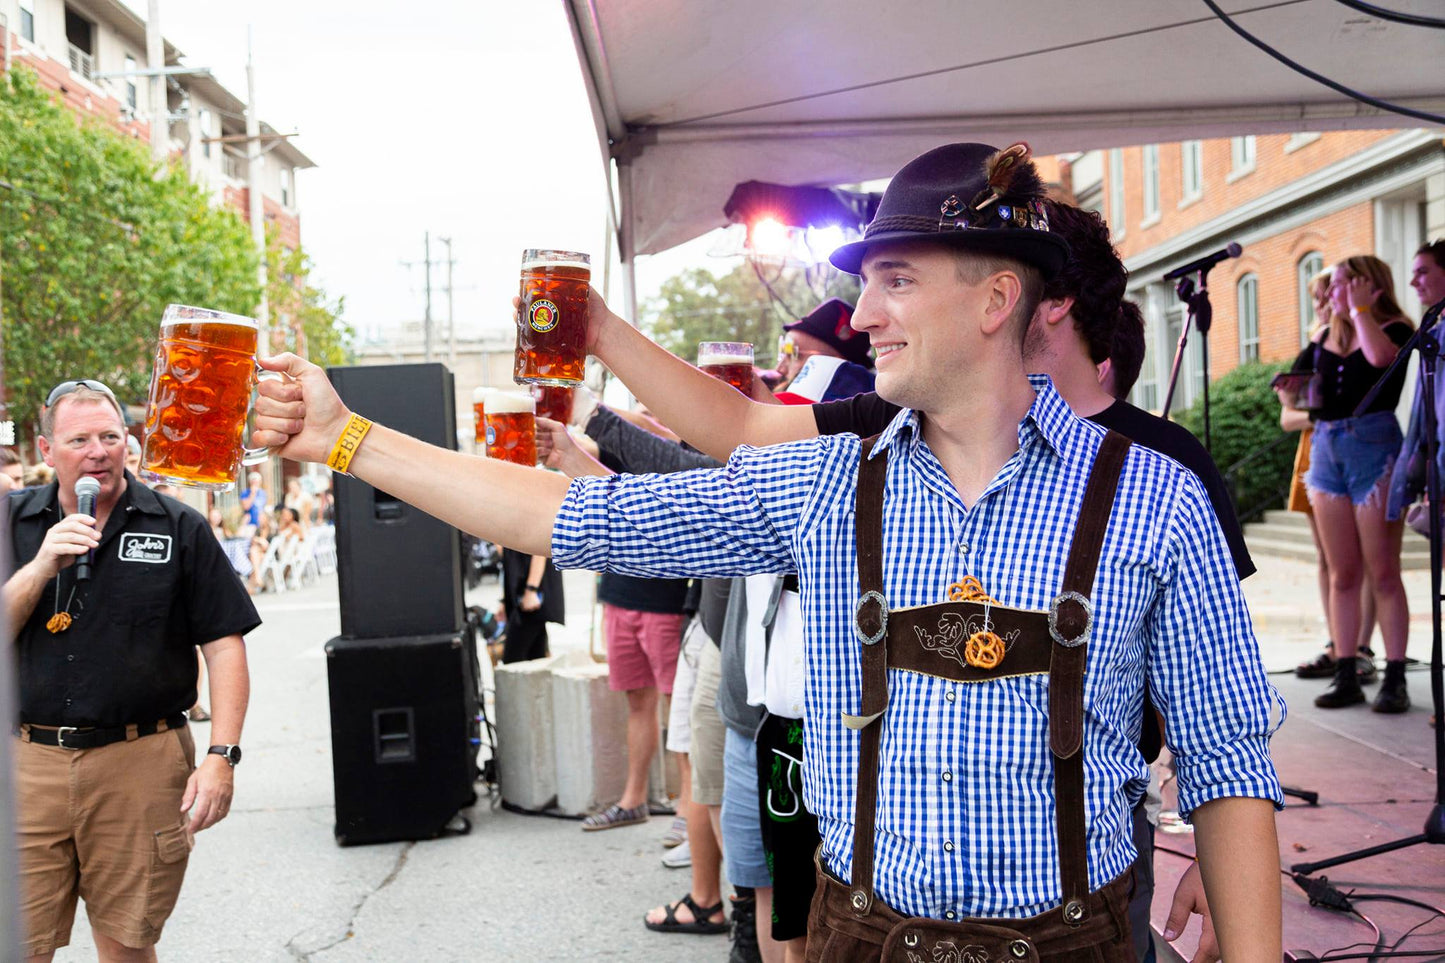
[265,227,352,368]
[642,261,860,368]
[1174,359,1295,521]
[0,67,260,443]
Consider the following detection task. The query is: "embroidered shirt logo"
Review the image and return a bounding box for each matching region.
[906,941,990,963]
[118,533,172,564]
[912,612,1018,669]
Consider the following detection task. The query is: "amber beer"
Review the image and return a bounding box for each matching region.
[473,386,488,445]
[483,390,537,466]
[698,342,755,394]
[515,249,589,386]
[532,384,574,424]
[141,305,272,491]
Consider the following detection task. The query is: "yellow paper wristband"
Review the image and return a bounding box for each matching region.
[326,413,373,474]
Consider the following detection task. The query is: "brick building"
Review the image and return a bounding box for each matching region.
[1064,130,1444,414]
[1,0,313,251]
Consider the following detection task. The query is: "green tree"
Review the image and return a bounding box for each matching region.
[1174,360,1294,522]
[265,227,352,367]
[0,67,260,443]
[642,262,860,368]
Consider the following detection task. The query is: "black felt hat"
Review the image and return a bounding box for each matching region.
[783,298,872,369]
[829,142,1069,279]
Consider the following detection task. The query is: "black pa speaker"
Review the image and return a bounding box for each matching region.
[326,629,481,845]
[329,363,463,639]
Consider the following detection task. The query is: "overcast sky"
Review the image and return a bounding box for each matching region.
[127,0,716,343]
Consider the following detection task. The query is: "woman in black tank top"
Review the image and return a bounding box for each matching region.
[1290,256,1414,713]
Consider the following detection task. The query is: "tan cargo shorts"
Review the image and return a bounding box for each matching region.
[15,723,196,954]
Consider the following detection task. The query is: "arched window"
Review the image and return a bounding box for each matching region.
[1238,274,1260,363]
[1298,251,1325,346]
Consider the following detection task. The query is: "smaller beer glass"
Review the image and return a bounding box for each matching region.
[483,390,537,466]
[516,249,589,386]
[698,342,755,395]
[140,304,277,491]
[472,386,488,445]
[532,384,574,425]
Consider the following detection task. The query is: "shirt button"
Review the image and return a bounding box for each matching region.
[944,840,955,853]
[65,698,72,706]
[945,689,956,703]
[944,911,957,921]
[66,654,74,662]
[957,542,969,555]
[942,770,953,783]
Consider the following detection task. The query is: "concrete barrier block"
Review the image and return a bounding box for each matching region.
[551,661,634,816]
[494,655,563,812]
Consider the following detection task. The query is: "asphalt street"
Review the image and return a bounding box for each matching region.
[51,568,722,962]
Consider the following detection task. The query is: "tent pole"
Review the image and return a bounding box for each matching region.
[617,160,639,326]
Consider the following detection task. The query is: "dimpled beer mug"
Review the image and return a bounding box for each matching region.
[531,384,574,425]
[472,386,488,445]
[698,341,755,394]
[515,249,589,386]
[482,389,537,466]
[140,305,278,491]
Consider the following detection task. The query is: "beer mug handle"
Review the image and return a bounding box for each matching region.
[241,368,286,467]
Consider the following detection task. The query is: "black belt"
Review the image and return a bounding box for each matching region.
[20,713,189,750]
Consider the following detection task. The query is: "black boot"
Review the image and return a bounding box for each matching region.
[1315,656,1365,708]
[1372,660,1410,714]
[728,893,761,963]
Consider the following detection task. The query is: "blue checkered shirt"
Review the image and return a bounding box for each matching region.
[553,376,1284,919]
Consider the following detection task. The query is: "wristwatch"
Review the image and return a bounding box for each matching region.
[525,584,542,592]
[207,744,242,767]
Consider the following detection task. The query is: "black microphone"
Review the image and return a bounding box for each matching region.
[1162,242,1243,280]
[74,476,100,582]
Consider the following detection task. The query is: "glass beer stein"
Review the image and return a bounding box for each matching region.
[482,389,538,466]
[140,305,278,491]
[515,249,589,386]
[698,341,755,395]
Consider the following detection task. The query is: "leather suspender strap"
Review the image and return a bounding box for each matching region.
[1050,430,1131,925]
[848,436,888,914]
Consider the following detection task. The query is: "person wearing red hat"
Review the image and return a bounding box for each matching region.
[252,142,1283,960]
[776,299,874,391]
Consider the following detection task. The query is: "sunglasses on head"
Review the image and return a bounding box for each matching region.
[46,379,118,407]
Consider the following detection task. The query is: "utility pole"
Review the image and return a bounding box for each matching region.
[424,232,433,362]
[439,236,456,368]
[245,27,269,346]
[146,0,165,162]
[401,236,454,364]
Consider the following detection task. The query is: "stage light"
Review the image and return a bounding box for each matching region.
[804,225,848,259]
[719,180,880,264]
[748,216,792,257]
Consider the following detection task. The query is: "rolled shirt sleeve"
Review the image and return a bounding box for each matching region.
[1145,472,1286,820]
[552,438,837,580]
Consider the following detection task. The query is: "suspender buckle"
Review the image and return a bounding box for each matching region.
[1048,591,1092,648]
[854,590,888,645]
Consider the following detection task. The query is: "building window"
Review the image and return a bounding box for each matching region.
[1180,140,1203,201]
[65,8,94,80]
[1108,148,1126,239]
[1141,144,1160,223]
[1298,251,1325,346]
[1230,135,1256,177]
[198,109,213,159]
[19,0,35,42]
[280,167,292,207]
[124,55,138,110]
[222,150,244,181]
[1238,273,1260,363]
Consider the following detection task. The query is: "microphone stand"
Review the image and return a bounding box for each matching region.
[1160,272,1215,455]
[1292,299,1445,876]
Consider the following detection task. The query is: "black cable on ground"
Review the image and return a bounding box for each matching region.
[1331,0,1445,29]
[1201,0,1445,126]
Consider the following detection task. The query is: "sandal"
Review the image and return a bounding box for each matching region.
[643,892,728,934]
[1296,646,1337,679]
[661,815,687,848]
[581,803,648,832]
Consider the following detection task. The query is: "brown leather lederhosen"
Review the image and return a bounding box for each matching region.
[806,432,1136,963]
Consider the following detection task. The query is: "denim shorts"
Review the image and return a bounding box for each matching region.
[1306,410,1403,505]
[721,726,773,888]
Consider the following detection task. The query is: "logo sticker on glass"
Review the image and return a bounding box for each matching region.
[528,299,559,333]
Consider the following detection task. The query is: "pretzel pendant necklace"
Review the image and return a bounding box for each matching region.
[46,507,79,633]
[944,576,1007,669]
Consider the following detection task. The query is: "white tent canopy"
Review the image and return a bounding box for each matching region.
[565,0,1445,280]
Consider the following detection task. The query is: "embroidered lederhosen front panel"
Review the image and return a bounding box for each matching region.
[887,600,1050,684]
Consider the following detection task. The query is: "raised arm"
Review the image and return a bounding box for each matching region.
[252,354,566,557]
[575,289,819,461]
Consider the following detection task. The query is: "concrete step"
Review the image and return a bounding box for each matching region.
[1245,534,1431,569]
[1246,522,1316,546]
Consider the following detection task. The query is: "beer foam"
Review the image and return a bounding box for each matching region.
[472,386,490,403]
[522,249,590,272]
[482,390,535,415]
[701,354,753,367]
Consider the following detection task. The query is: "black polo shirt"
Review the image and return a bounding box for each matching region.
[9,474,261,727]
